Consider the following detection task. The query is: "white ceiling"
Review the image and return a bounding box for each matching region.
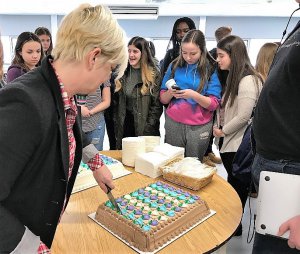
[1,0,299,17]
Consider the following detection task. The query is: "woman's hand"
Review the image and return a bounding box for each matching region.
[213,126,225,137]
[166,87,179,97]
[81,105,91,117]
[172,89,195,99]
[93,164,114,193]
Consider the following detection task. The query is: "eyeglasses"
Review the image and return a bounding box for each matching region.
[176,28,190,34]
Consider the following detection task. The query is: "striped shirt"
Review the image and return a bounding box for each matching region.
[81,80,111,132]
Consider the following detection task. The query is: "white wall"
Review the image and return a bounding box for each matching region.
[0,15,52,35]
[1,13,299,68]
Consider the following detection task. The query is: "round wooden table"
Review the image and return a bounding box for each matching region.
[51,150,242,254]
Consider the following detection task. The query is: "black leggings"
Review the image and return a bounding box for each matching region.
[204,111,216,156]
[204,132,214,155]
[220,152,249,210]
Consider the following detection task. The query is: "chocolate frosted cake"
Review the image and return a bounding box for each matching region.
[95,181,210,252]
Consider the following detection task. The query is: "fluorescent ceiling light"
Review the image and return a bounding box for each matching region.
[108,5,159,19]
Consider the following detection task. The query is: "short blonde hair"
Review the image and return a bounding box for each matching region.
[52,4,128,79]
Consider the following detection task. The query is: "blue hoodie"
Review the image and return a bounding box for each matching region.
[160,63,221,125]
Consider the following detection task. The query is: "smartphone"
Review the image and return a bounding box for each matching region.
[171,85,181,90]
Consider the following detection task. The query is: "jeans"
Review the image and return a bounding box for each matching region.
[252,153,300,192]
[85,115,105,151]
[251,153,300,254]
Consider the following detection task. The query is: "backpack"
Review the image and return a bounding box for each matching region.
[232,122,256,186]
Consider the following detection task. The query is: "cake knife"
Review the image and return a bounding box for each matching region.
[105,184,122,214]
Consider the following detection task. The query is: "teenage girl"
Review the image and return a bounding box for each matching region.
[161,17,196,76]
[160,29,222,160]
[255,42,278,82]
[213,35,263,236]
[35,27,53,56]
[6,32,43,83]
[114,36,162,149]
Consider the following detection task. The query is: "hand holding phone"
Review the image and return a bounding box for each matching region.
[171,85,181,90]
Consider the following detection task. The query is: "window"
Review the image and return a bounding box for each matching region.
[152,38,172,62]
[1,35,18,73]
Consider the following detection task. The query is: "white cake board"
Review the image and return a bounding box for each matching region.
[88,210,216,254]
[72,167,132,194]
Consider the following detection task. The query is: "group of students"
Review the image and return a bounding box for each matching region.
[110,19,281,242]
[0,1,299,253]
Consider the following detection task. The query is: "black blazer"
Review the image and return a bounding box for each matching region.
[0,56,83,251]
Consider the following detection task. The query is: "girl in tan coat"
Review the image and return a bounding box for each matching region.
[213,35,262,236]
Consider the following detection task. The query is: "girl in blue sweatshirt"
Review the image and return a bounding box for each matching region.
[160,29,221,160]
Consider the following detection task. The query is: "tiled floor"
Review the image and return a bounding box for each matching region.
[102,113,257,254]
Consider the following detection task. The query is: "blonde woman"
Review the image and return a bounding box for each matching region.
[0,4,127,253]
[114,36,162,149]
[255,42,278,82]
